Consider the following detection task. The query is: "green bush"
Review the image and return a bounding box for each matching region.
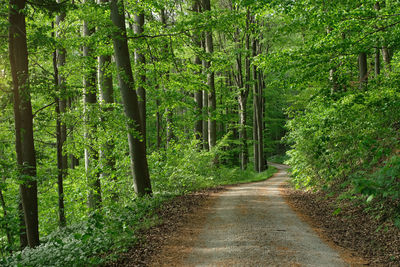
[286,81,400,222]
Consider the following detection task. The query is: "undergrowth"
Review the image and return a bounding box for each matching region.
[286,80,400,227]
[0,138,277,267]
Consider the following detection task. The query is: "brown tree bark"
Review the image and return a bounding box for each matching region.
[358,52,368,89]
[8,0,39,248]
[110,0,152,196]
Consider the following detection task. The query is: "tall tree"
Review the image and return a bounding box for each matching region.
[83,0,102,210]
[235,10,250,170]
[134,5,146,145]
[358,52,368,89]
[110,0,152,196]
[54,0,67,226]
[8,0,39,248]
[98,0,116,198]
[202,0,216,150]
[160,8,174,148]
[193,0,203,142]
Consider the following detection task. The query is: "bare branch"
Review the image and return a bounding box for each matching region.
[33,101,56,118]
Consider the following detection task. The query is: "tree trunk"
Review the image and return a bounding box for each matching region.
[374,2,381,78]
[54,3,67,227]
[358,52,368,89]
[156,97,161,150]
[8,0,39,248]
[382,46,391,72]
[110,0,152,197]
[193,0,203,142]
[202,36,209,150]
[18,201,27,249]
[256,69,265,172]
[252,37,259,172]
[375,47,380,77]
[83,1,102,210]
[134,10,146,144]
[203,0,216,150]
[98,0,116,200]
[238,95,248,170]
[202,89,209,150]
[160,9,174,148]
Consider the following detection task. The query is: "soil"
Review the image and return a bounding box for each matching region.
[106,163,399,266]
[282,175,400,266]
[104,188,223,267]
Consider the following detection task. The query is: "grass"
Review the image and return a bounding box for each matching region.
[213,166,278,186]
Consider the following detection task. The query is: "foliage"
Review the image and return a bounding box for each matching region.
[0,139,277,266]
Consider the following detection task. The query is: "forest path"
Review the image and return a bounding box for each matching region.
[150,164,347,267]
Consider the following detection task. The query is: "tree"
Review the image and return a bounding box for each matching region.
[98,0,116,199]
[54,0,67,226]
[193,0,203,142]
[83,0,102,210]
[8,0,39,248]
[202,0,216,150]
[134,5,146,145]
[110,0,152,197]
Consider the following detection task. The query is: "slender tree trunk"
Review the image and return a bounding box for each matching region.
[83,1,102,210]
[374,2,381,78]
[165,107,174,147]
[375,47,380,77]
[8,0,39,248]
[110,0,152,196]
[382,46,391,72]
[358,52,368,89]
[156,97,161,150]
[235,15,250,170]
[202,36,209,150]
[98,0,116,200]
[134,10,146,144]
[253,35,265,172]
[252,37,259,172]
[67,98,79,169]
[160,9,174,148]
[54,3,67,227]
[243,10,252,170]
[193,0,203,142]
[203,0,216,150]
[202,89,209,150]
[256,69,265,172]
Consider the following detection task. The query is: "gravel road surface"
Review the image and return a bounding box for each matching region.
[152,163,348,267]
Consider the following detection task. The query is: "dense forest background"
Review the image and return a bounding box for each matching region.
[0,0,399,265]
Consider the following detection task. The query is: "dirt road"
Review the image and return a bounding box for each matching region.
[150,164,348,266]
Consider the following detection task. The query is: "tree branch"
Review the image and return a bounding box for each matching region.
[33,102,56,118]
